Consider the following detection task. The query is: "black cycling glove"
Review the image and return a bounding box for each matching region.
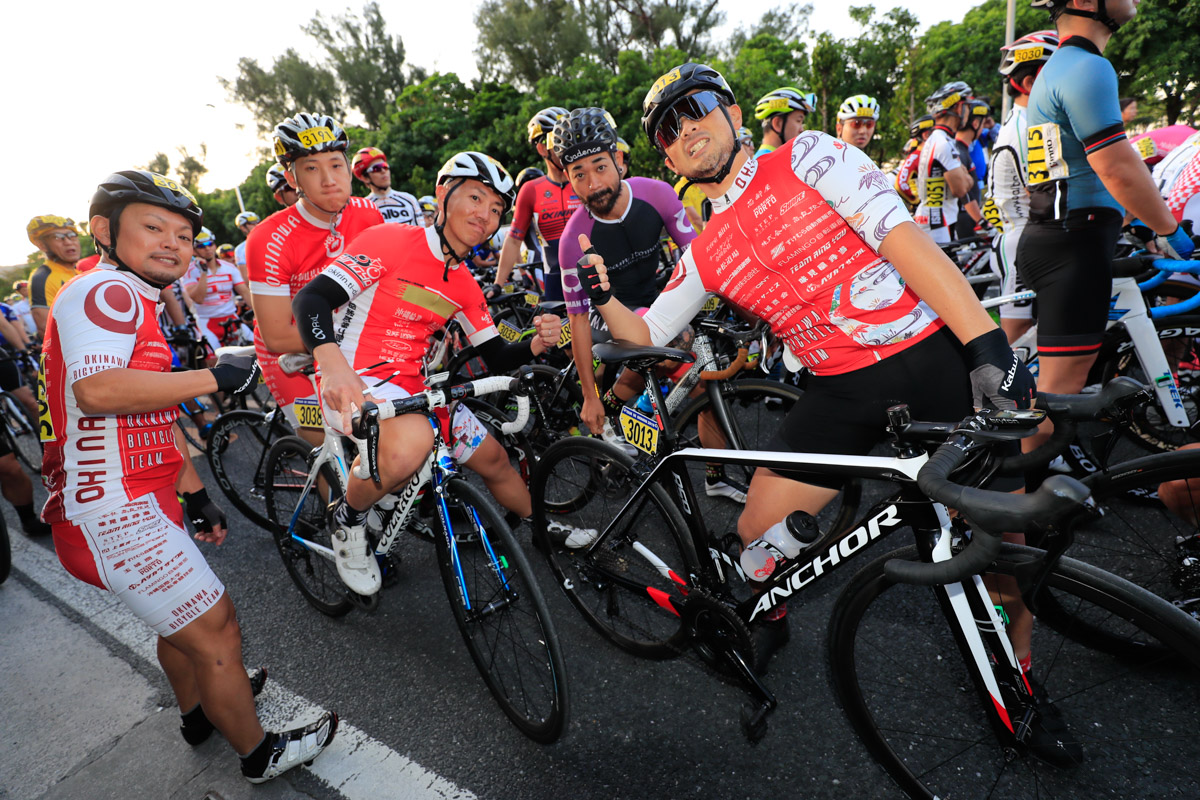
[576,248,611,306]
[183,488,227,535]
[209,349,261,395]
[963,328,1036,411]
[482,283,502,300]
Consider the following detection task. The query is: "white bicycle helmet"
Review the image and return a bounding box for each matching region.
[436,151,516,214]
[837,95,881,122]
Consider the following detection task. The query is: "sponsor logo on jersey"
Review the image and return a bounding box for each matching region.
[84,281,141,334]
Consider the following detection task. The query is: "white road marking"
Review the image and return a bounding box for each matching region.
[11,534,475,800]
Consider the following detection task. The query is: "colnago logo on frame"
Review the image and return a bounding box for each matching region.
[749,505,903,621]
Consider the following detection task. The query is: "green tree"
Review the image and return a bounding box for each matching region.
[474,0,593,90]
[176,145,208,191]
[1108,0,1200,126]
[145,153,170,174]
[220,49,344,134]
[303,2,425,128]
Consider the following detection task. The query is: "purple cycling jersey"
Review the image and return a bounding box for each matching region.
[559,177,696,315]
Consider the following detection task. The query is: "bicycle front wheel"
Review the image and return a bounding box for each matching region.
[433,477,568,743]
[531,436,698,658]
[829,543,1200,800]
[206,409,290,533]
[265,436,351,617]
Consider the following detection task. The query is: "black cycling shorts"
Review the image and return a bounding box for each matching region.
[1016,209,1121,358]
[0,359,23,393]
[768,328,1020,491]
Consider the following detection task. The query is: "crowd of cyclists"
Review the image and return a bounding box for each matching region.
[8,0,1200,788]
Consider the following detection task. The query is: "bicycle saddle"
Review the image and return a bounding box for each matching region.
[592,340,696,367]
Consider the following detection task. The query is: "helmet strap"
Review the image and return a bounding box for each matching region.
[435,179,471,281]
[1061,0,1120,32]
[683,106,741,188]
[100,209,170,290]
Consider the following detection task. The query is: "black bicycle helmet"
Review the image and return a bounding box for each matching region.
[514,166,544,193]
[89,170,204,281]
[550,108,620,167]
[641,62,735,146]
[273,112,349,167]
[909,115,934,138]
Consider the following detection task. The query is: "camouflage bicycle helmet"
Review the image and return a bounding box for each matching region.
[26,215,78,246]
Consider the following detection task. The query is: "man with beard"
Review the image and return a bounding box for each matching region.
[553,109,746,499]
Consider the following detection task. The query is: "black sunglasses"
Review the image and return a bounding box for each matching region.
[655,90,723,150]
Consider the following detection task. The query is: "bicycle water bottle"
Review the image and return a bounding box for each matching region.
[634,389,655,415]
[739,512,820,581]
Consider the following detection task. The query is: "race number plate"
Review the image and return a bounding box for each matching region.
[557,324,573,348]
[497,320,524,342]
[525,293,540,306]
[619,406,660,456]
[1027,122,1069,185]
[293,397,325,429]
[924,176,946,208]
[702,295,721,312]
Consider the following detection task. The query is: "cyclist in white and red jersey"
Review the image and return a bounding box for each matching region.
[350,146,422,225]
[576,63,1037,684]
[916,82,980,245]
[183,227,249,357]
[247,112,384,441]
[231,211,259,276]
[42,169,335,783]
[492,106,581,300]
[895,115,934,206]
[292,152,583,595]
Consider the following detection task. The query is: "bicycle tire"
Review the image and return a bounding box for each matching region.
[433,476,568,743]
[0,513,10,585]
[1040,446,1200,653]
[175,393,222,453]
[265,436,352,617]
[673,378,862,538]
[0,391,41,473]
[1092,315,1200,453]
[829,542,1200,800]
[206,409,292,533]
[531,436,699,658]
[523,364,585,458]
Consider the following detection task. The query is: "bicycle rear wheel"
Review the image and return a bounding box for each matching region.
[265,436,351,617]
[433,476,568,743]
[206,409,290,533]
[531,436,698,658]
[1,391,41,473]
[829,543,1200,800]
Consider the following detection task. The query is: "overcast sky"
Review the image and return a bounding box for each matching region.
[3,0,956,265]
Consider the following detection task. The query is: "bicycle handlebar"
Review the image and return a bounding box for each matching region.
[350,375,530,482]
[884,429,1092,587]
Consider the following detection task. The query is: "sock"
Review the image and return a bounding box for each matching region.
[1018,651,1032,674]
[239,732,272,770]
[15,502,36,523]
[180,703,215,745]
[334,498,368,529]
[705,463,725,484]
[600,389,623,416]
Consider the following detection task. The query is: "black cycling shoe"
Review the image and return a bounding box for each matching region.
[20,516,51,537]
[750,616,790,676]
[180,667,269,746]
[1021,674,1083,768]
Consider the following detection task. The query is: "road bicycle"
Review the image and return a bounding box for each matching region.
[2,388,41,474]
[530,351,1200,795]
[982,254,1200,452]
[264,355,567,743]
[205,403,294,533]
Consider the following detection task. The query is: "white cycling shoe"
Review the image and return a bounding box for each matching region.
[546,519,600,549]
[705,479,748,504]
[331,520,382,595]
[242,711,339,784]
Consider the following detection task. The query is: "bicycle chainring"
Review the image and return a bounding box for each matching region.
[680,588,757,678]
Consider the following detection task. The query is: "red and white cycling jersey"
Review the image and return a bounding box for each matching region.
[915,126,963,244]
[181,259,244,319]
[1167,148,1200,226]
[41,264,183,524]
[642,132,941,377]
[247,198,384,405]
[321,224,499,391]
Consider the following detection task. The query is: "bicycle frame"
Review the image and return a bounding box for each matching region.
[582,442,1028,737]
[282,410,500,613]
[985,274,1192,428]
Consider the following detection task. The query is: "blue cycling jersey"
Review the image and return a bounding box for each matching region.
[1026,36,1126,221]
